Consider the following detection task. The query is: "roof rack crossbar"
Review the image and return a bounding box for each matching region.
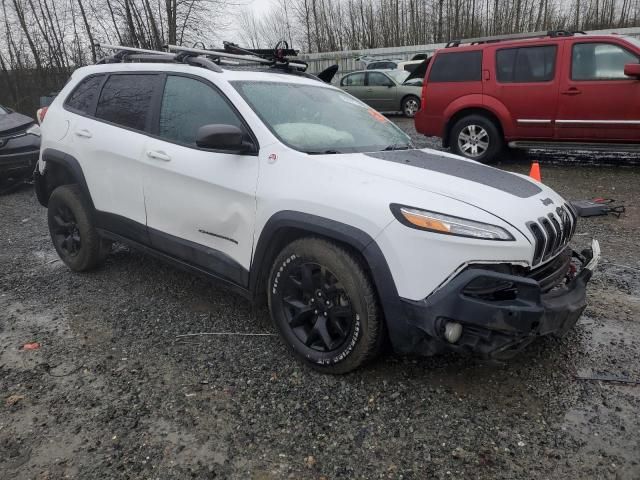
[445,29,585,48]
[92,40,310,75]
[167,44,272,64]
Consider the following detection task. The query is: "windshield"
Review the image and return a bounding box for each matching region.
[232,81,412,154]
[387,70,410,84]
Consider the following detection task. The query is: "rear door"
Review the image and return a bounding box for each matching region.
[485,43,561,139]
[340,72,367,102]
[141,74,259,286]
[66,73,161,238]
[556,39,640,141]
[364,72,397,110]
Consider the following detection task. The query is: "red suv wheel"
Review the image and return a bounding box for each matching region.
[450,115,503,163]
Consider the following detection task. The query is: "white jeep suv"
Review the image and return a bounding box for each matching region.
[34,47,599,373]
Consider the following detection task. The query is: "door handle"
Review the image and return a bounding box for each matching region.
[74,129,92,138]
[146,150,171,162]
[366,88,373,92]
[561,88,581,95]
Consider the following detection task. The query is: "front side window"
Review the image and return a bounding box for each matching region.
[95,74,157,131]
[341,73,365,86]
[233,81,411,154]
[159,75,243,146]
[496,45,557,83]
[65,75,104,114]
[572,42,639,80]
[429,51,482,82]
[367,72,393,86]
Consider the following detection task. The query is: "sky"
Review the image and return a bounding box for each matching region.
[245,0,274,17]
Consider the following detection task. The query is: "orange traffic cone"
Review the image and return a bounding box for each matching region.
[529,161,541,182]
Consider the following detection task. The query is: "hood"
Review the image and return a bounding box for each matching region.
[317,64,339,83]
[0,111,35,136]
[335,148,567,239]
[404,58,430,82]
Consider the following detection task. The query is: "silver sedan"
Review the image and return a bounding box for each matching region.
[339,70,422,117]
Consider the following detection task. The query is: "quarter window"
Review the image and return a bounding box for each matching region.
[572,42,639,80]
[65,75,104,114]
[341,73,365,86]
[159,75,243,147]
[95,74,157,131]
[428,51,482,82]
[496,45,557,83]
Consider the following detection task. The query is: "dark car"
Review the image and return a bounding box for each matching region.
[0,105,40,179]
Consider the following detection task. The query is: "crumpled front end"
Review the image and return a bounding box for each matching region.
[393,241,599,358]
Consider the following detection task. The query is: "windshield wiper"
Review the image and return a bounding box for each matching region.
[306,150,341,155]
[383,143,412,151]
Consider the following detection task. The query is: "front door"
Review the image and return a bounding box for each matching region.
[556,40,640,141]
[142,74,259,286]
[364,72,397,111]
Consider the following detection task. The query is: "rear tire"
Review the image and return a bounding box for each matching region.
[450,114,503,163]
[47,185,110,272]
[402,95,421,118]
[267,238,384,374]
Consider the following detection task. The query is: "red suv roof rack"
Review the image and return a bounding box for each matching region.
[445,30,586,48]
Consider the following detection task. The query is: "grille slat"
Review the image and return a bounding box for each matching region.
[528,205,576,267]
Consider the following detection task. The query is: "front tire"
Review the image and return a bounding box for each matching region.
[402,95,421,118]
[47,185,109,272]
[450,114,503,163]
[268,238,384,374]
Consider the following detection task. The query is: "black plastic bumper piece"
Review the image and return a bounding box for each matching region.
[395,254,592,359]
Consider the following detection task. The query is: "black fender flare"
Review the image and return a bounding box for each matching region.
[38,148,95,209]
[250,211,411,349]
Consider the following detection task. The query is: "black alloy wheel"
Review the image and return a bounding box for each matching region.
[51,204,82,257]
[268,238,385,374]
[281,262,355,353]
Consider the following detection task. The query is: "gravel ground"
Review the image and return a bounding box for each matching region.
[1,120,639,479]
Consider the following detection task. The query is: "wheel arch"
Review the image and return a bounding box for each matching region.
[400,92,421,110]
[250,211,407,346]
[36,149,94,209]
[443,106,508,148]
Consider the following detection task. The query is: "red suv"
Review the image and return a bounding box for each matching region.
[415,30,640,162]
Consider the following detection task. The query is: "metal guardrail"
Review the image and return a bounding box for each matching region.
[300,26,640,79]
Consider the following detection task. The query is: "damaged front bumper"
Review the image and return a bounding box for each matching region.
[396,240,600,359]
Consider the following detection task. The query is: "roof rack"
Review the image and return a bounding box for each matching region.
[445,30,586,48]
[94,41,308,74]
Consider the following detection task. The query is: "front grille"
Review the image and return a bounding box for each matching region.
[527,203,576,266]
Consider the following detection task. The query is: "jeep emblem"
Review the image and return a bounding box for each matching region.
[541,198,554,206]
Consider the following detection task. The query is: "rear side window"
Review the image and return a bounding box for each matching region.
[65,75,104,114]
[159,75,244,147]
[496,45,557,83]
[429,51,482,82]
[341,73,365,86]
[572,42,639,80]
[95,74,158,131]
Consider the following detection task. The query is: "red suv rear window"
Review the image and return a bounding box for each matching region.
[428,51,482,82]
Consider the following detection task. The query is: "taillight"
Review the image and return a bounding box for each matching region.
[36,107,48,124]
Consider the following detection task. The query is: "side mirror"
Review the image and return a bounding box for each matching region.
[624,63,640,78]
[195,124,254,153]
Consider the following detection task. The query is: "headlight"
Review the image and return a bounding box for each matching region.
[390,204,514,241]
[26,124,41,137]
